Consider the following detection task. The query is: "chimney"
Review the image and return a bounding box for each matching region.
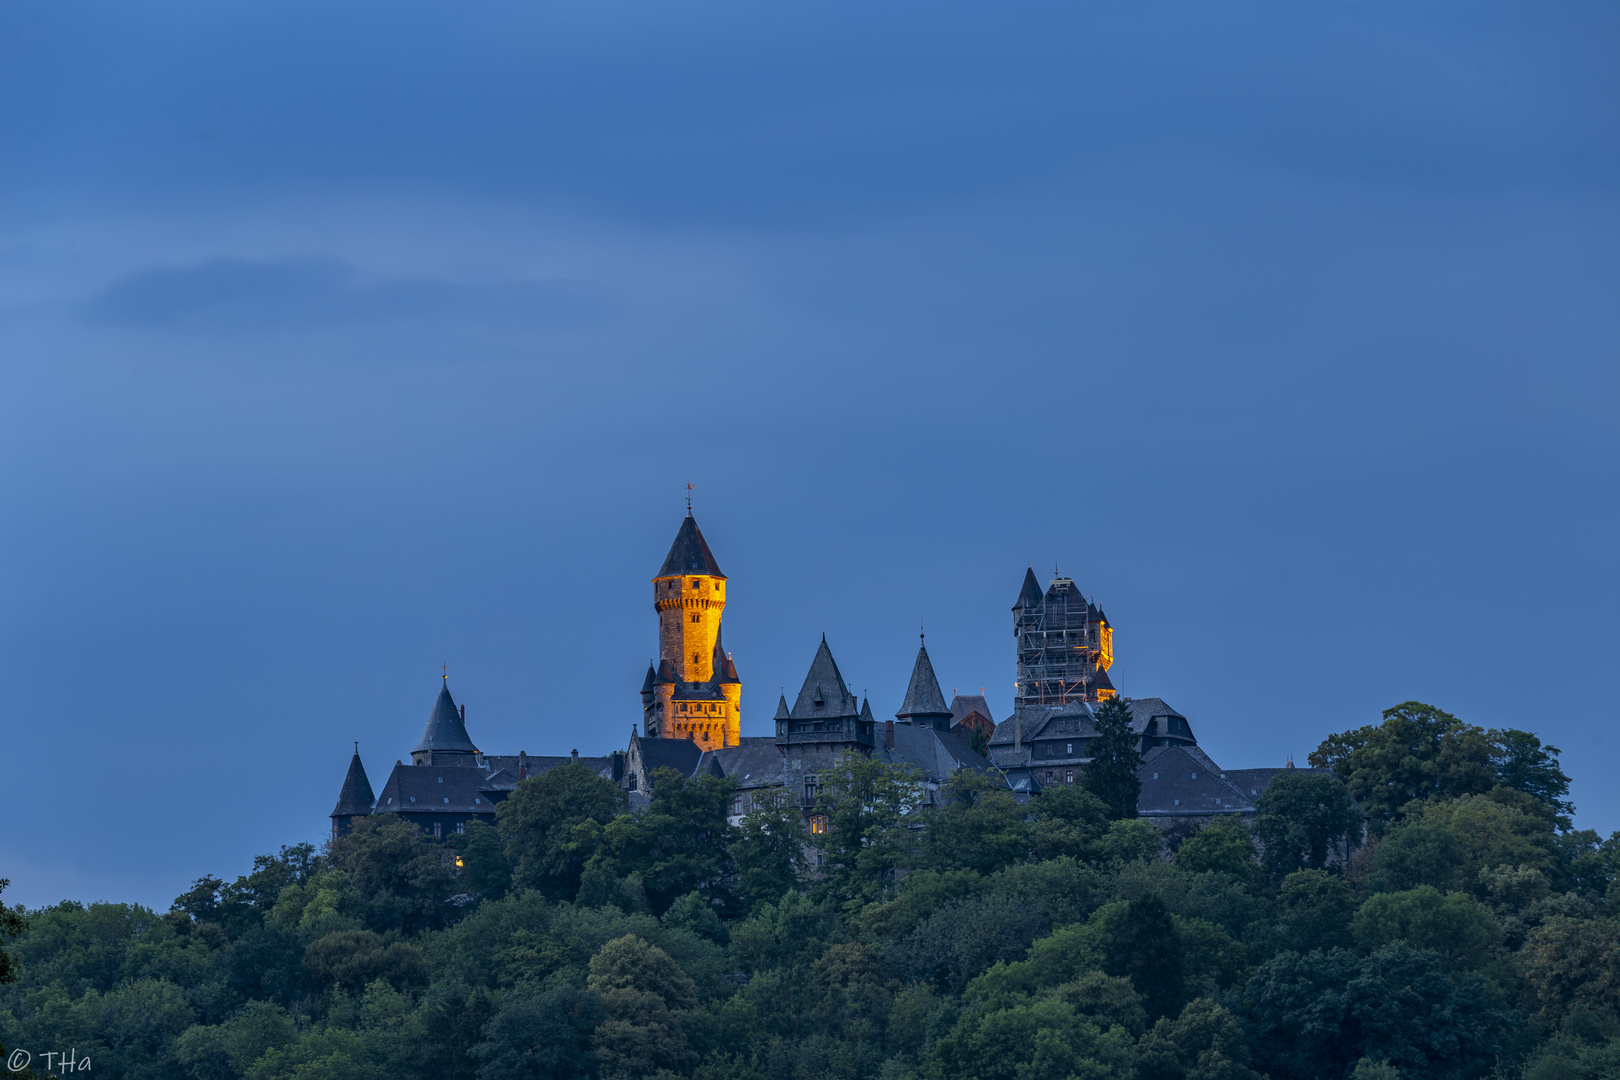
[885,719,895,750]
[460,704,465,721]
[519,750,528,780]
[571,748,579,761]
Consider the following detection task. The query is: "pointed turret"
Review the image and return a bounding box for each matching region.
[860,697,875,724]
[411,683,479,764]
[896,636,953,731]
[1014,566,1044,609]
[657,512,726,579]
[774,695,791,721]
[656,658,679,684]
[1088,664,1116,701]
[331,745,376,820]
[790,636,860,719]
[714,630,740,684]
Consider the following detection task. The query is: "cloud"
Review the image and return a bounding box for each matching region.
[84,256,603,330]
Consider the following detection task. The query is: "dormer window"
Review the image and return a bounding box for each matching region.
[1190,772,1197,779]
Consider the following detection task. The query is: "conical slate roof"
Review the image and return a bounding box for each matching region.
[1089,665,1115,693]
[774,695,791,720]
[641,664,657,694]
[331,747,376,816]
[896,638,952,722]
[789,636,860,720]
[1014,566,1044,609]
[411,683,480,755]
[656,513,726,579]
[714,630,740,684]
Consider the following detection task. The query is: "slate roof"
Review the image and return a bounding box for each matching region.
[950,693,995,727]
[695,738,784,790]
[637,736,705,776]
[1089,666,1115,693]
[875,724,997,785]
[714,631,740,684]
[1223,765,1334,800]
[1014,566,1044,609]
[789,636,861,720]
[656,513,726,579]
[375,763,502,816]
[331,749,377,817]
[411,684,480,756]
[1135,745,1255,817]
[896,639,952,721]
[774,695,790,720]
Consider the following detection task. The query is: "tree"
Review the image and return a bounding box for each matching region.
[925,995,1136,1080]
[586,935,699,1079]
[1489,728,1574,828]
[1251,770,1362,881]
[1173,816,1260,886]
[328,815,459,933]
[1082,697,1142,820]
[1518,916,1620,1034]
[910,768,1031,877]
[470,986,602,1080]
[452,820,512,902]
[1103,894,1184,1020]
[0,880,24,985]
[1365,793,1556,896]
[1310,702,1495,834]
[589,766,733,914]
[496,761,625,901]
[728,794,807,911]
[1244,943,1510,1080]
[1137,998,1264,1080]
[809,752,924,905]
[1273,870,1356,954]
[1350,887,1502,971]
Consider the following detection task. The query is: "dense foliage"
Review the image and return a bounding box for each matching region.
[3,704,1618,1080]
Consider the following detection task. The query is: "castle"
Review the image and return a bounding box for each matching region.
[333,509,1304,839]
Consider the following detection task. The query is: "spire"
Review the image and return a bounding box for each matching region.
[896,636,952,729]
[641,663,657,694]
[331,746,376,817]
[411,683,479,756]
[1089,665,1115,695]
[1014,566,1043,609]
[656,514,726,579]
[789,637,859,719]
[714,630,740,684]
[860,697,875,723]
[774,695,790,720]
[655,658,679,685]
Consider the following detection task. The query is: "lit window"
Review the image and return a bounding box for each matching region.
[455,855,464,868]
[810,815,829,834]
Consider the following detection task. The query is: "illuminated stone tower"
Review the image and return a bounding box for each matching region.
[639,511,742,748]
[1013,567,1115,706]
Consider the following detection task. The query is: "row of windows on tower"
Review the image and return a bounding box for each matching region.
[665,579,722,591]
[677,702,723,714]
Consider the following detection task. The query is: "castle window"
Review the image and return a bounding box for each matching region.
[733,796,743,815]
[455,854,463,868]
[474,798,481,804]
[434,823,442,838]
[1173,799,1180,806]
[456,822,465,833]
[1152,772,1159,780]
[409,796,416,803]
[691,613,700,623]
[1215,798,1222,805]
[438,776,444,783]
[1066,743,1073,754]
[628,774,638,791]
[443,797,450,804]
[810,815,828,834]
[1065,770,1074,785]
[1190,772,1197,779]
[1045,770,1053,783]
[690,579,699,588]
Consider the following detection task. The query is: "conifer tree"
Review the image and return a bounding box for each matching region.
[1083,696,1143,819]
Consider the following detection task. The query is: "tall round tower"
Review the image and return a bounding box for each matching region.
[644,510,742,747]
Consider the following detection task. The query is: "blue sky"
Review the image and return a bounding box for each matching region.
[0,0,1615,910]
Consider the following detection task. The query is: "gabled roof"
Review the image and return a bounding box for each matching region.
[1135,745,1256,817]
[331,749,376,817]
[636,736,705,776]
[1014,566,1044,609]
[656,513,726,579]
[896,639,952,721]
[694,738,784,791]
[950,693,995,727]
[875,724,997,784]
[411,684,479,755]
[789,636,861,720]
[374,763,502,816]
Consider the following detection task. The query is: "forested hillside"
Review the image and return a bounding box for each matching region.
[3,702,1617,1080]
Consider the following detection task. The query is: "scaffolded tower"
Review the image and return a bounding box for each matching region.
[1012,568,1115,707]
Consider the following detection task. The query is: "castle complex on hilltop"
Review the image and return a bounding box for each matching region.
[333,508,1307,839]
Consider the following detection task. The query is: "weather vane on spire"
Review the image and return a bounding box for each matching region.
[685,482,695,512]
[443,664,447,681]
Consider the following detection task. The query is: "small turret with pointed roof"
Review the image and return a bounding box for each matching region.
[896,634,953,731]
[331,743,376,835]
[1014,566,1044,609]
[411,681,480,765]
